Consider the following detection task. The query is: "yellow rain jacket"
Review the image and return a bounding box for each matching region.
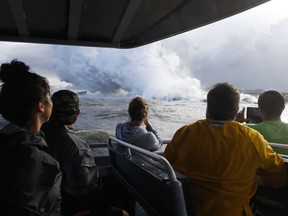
[164,119,287,216]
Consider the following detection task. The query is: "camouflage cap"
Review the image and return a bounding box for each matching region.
[49,90,79,125]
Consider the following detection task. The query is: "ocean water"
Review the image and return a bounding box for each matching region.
[1,95,288,143]
[76,97,288,143]
[74,97,207,142]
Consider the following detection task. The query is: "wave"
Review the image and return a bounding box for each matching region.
[78,90,259,103]
[240,93,258,104]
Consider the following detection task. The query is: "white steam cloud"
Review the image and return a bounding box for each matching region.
[54,43,205,100]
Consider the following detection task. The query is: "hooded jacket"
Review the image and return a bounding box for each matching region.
[0,123,62,216]
[42,123,100,196]
[42,123,111,216]
[115,122,162,151]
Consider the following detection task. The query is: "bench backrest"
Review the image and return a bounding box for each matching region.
[108,137,196,216]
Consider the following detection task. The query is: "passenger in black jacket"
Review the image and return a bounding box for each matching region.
[0,59,62,216]
[42,90,129,216]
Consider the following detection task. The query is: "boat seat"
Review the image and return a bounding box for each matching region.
[108,137,196,216]
[253,144,288,216]
[252,183,288,216]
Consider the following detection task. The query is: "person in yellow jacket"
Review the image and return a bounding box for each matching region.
[164,82,287,216]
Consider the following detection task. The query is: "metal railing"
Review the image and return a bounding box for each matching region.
[108,136,177,182]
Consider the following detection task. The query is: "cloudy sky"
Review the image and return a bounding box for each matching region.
[0,0,288,100]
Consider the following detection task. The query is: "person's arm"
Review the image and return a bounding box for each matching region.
[145,121,163,145]
[254,134,287,188]
[62,133,100,195]
[235,108,251,123]
[164,125,188,165]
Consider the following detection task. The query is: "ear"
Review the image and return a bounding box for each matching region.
[76,108,80,116]
[37,101,45,113]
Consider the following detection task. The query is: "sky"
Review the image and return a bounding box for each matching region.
[0,0,288,100]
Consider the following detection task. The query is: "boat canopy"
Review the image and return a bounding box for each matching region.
[0,0,269,48]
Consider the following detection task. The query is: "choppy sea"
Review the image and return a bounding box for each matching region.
[1,95,288,143]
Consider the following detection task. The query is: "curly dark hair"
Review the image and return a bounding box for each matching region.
[0,59,50,126]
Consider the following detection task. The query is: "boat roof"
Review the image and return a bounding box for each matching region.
[0,0,269,48]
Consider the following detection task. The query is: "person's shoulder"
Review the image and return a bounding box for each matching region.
[43,125,76,148]
[172,120,202,137]
[184,119,214,131]
[116,122,128,127]
[134,133,161,151]
[248,121,265,127]
[233,121,261,133]
[116,122,128,129]
[63,129,87,148]
[115,122,133,136]
[180,119,204,129]
[144,130,159,140]
[222,121,263,141]
[18,134,60,167]
[238,122,268,143]
[42,123,67,135]
[229,120,258,130]
[249,121,284,131]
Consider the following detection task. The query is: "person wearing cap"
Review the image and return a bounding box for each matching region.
[42,90,129,216]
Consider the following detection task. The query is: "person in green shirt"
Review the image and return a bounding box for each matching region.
[248,90,288,155]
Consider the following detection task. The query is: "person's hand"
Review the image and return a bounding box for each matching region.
[235,108,251,123]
